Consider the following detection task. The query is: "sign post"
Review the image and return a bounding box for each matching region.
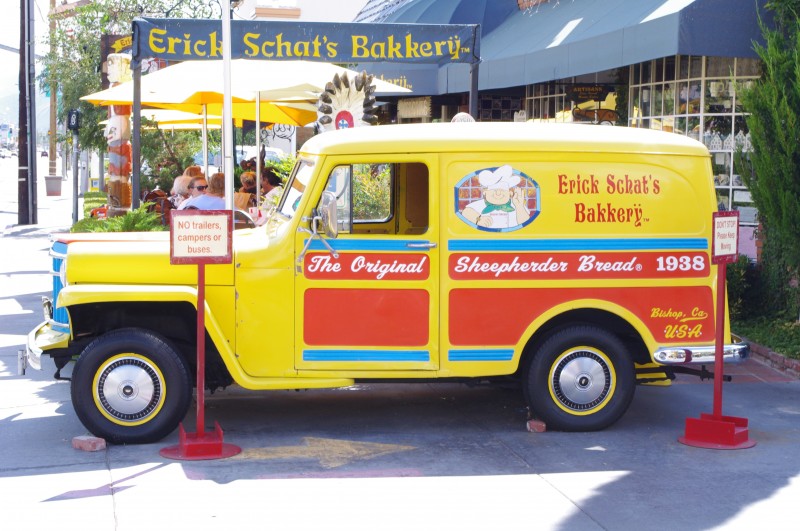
[679,211,755,449]
[160,210,242,460]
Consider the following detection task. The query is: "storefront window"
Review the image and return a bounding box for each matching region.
[707,56,732,77]
[736,58,760,76]
[642,61,652,84]
[626,54,759,258]
[524,82,569,122]
[689,56,703,78]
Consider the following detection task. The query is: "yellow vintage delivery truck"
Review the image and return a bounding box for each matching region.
[25,122,748,443]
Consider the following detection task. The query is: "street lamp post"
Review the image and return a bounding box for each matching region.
[18,0,38,225]
[48,0,58,180]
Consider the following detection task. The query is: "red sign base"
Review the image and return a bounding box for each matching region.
[678,413,756,450]
[159,421,242,460]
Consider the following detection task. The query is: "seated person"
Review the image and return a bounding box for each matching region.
[183,165,205,178]
[239,171,257,194]
[178,177,225,210]
[177,176,208,210]
[170,175,192,208]
[235,171,257,210]
[183,172,226,210]
[261,167,283,206]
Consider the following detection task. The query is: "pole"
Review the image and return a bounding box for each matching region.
[222,4,234,209]
[469,62,479,119]
[17,0,29,225]
[72,131,78,224]
[468,24,481,120]
[255,96,261,204]
[48,0,58,179]
[25,0,38,221]
[196,263,206,435]
[132,62,141,209]
[18,0,38,225]
[202,103,208,177]
[712,262,726,418]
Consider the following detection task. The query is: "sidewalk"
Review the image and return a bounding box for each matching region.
[0,156,79,237]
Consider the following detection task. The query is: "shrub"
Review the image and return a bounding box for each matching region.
[70,204,167,233]
[726,254,754,320]
[267,153,297,183]
[82,191,107,217]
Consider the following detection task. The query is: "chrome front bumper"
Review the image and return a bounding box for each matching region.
[25,320,70,372]
[653,338,750,365]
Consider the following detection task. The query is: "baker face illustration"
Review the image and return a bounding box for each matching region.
[459,165,533,230]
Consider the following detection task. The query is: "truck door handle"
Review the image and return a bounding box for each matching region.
[406,242,437,249]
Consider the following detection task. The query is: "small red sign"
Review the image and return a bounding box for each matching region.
[170,210,233,265]
[711,211,739,264]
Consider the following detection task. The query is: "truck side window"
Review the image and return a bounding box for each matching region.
[323,162,428,235]
[353,163,392,224]
[325,166,352,233]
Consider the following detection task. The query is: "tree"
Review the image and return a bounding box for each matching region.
[39,1,220,175]
[738,0,800,317]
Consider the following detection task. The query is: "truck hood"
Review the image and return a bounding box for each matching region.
[53,232,169,244]
[64,233,234,286]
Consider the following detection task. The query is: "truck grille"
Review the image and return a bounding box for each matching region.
[49,241,70,333]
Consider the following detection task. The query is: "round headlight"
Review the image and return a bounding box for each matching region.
[58,259,68,287]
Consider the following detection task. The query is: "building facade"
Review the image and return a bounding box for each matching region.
[353,0,769,259]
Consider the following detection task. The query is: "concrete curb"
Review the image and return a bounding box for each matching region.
[745,339,800,379]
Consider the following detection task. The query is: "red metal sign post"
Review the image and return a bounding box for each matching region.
[160,210,241,460]
[679,210,755,449]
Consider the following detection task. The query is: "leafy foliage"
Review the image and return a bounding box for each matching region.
[82,191,107,216]
[736,0,800,319]
[726,255,752,320]
[139,119,203,192]
[40,1,215,188]
[352,164,391,221]
[734,316,800,359]
[266,153,298,183]
[71,203,167,233]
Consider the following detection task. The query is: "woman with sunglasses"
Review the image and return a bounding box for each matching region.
[178,174,225,210]
[177,176,209,210]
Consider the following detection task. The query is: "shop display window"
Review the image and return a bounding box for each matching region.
[628,56,757,222]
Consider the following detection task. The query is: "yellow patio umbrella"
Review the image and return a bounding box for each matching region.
[81,59,409,204]
[82,84,317,126]
[81,59,409,123]
[146,100,318,127]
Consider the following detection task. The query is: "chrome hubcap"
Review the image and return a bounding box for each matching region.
[551,350,611,411]
[97,357,162,421]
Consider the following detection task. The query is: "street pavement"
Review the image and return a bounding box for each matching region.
[1,156,800,530]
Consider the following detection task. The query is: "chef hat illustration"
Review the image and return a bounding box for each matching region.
[478,165,520,190]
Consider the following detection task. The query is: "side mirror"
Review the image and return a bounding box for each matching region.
[318,191,338,239]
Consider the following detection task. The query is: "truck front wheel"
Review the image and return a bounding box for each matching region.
[71,328,192,444]
[525,326,635,431]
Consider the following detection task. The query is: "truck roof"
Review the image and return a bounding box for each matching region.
[300,122,710,158]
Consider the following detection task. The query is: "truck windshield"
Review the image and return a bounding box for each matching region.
[278,157,316,219]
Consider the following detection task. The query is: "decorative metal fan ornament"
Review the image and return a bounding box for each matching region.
[317,71,378,132]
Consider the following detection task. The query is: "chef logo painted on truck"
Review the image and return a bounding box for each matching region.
[559,172,660,227]
[455,165,540,232]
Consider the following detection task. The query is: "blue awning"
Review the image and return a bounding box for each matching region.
[362,0,768,95]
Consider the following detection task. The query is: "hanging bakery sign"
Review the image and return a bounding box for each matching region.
[133,19,480,65]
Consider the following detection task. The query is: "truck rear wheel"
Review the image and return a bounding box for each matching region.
[71,328,192,444]
[525,326,635,431]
